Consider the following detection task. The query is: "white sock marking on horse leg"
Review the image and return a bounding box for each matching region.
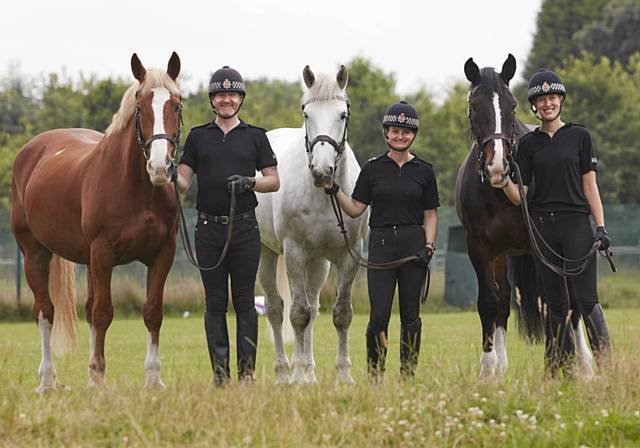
[144,332,164,388]
[479,349,498,379]
[575,321,594,379]
[494,327,508,377]
[303,309,318,383]
[37,311,56,391]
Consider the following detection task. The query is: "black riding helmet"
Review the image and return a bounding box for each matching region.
[208,66,246,97]
[527,68,566,104]
[382,101,419,131]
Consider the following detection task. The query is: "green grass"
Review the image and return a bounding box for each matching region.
[1,310,639,447]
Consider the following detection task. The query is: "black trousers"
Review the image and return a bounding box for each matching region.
[367,225,427,334]
[195,213,261,314]
[532,211,599,317]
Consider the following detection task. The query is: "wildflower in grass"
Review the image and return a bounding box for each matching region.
[635,411,640,417]
[500,432,506,438]
[559,423,566,429]
[481,396,488,403]
[498,390,505,396]
[554,414,562,420]
[435,430,442,438]
[473,392,480,399]
[575,420,584,429]
[600,409,609,417]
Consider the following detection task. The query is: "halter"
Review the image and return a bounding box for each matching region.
[134,92,183,169]
[302,98,350,169]
[467,89,516,184]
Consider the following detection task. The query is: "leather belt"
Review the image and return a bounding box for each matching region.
[198,210,254,225]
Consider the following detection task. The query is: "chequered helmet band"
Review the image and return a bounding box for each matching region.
[383,113,419,128]
[209,79,246,92]
[528,82,566,99]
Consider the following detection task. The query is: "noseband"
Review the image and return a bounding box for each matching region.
[302,99,350,167]
[134,99,183,167]
[467,91,516,183]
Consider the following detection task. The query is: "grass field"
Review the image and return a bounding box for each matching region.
[1,310,639,447]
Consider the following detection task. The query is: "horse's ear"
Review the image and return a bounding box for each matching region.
[337,65,348,89]
[464,57,481,85]
[303,65,315,88]
[167,51,181,81]
[500,53,516,85]
[131,53,146,83]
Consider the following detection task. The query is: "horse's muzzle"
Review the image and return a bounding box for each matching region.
[147,161,172,185]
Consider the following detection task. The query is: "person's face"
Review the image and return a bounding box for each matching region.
[534,93,563,121]
[385,126,416,151]
[211,92,243,118]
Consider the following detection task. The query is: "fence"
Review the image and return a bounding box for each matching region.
[1,205,639,306]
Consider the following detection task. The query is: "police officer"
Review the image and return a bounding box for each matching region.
[327,101,439,379]
[502,69,611,376]
[175,66,280,385]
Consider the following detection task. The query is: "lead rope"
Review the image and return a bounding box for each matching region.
[508,154,616,276]
[174,181,237,271]
[328,192,431,302]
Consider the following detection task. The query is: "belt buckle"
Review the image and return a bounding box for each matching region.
[219,216,229,225]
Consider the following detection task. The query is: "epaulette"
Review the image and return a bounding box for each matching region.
[190,122,210,132]
[368,153,386,163]
[412,155,433,167]
[247,124,267,133]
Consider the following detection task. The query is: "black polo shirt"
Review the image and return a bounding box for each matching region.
[352,152,439,228]
[180,120,277,215]
[517,123,597,214]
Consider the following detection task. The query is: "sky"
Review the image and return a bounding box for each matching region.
[1,0,542,97]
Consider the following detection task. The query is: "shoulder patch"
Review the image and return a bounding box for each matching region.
[190,122,210,132]
[247,124,267,133]
[368,153,386,162]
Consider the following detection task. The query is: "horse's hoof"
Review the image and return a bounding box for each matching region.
[337,373,356,385]
[144,379,167,390]
[34,383,56,394]
[289,370,309,385]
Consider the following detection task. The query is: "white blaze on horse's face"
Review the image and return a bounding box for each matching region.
[486,92,508,187]
[146,87,173,185]
[304,99,349,187]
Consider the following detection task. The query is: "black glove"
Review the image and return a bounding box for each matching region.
[594,226,611,251]
[414,246,434,269]
[324,182,340,195]
[227,175,255,194]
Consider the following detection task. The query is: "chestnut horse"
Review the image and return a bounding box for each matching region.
[11,53,182,391]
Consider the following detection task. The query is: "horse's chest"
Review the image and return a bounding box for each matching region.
[113,211,172,260]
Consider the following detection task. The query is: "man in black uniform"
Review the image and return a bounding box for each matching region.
[502,69,611,376]
[175,66,280,385]
[327,101,439,379]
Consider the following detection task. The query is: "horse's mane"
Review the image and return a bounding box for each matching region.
[475,67,511,96]
[301,74,348,106]
[106,69,180,135]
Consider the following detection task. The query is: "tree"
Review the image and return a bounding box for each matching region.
[524,0,609,80]
[558,52,640,203]
[575,0,640,66]
[344,57,398,163]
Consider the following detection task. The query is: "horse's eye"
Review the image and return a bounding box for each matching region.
[303,112,308,119]
[341,112,348,120]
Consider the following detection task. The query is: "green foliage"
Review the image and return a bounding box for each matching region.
[524,0,610,79]
[576,0,640,66]
[345,57,398,162]
[558,52,640,203]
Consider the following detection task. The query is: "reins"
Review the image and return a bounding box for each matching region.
[508,154,617,276]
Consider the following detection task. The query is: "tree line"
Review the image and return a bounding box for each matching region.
[1,0,639,210]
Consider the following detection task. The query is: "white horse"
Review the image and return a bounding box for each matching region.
[256,65,368,384]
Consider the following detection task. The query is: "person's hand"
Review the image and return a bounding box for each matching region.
[227,175,255,193]
[414,246,434,269]
[324,182,340,195]
[594,226,611,251]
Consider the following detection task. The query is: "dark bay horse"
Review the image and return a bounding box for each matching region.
[455,54,596,379]
[11,53,182,391]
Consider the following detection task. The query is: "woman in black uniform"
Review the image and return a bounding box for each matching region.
[502,69,611,376]
[328,101,439,379]
[175,66,279,385]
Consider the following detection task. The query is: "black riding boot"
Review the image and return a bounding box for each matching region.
[583,304,611,368]
[204,311,230,386]
[545,310,576,378]
[366,323,387,380]
[236,308,258,382]
[400,317,422,378]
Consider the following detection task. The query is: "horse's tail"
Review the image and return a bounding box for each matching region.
[276,255,294,344]
[48,255,78,355]
[508,254,544,343]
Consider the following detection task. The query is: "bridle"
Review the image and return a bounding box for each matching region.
[302,98,350,170]
[467,88,516,184]
[134,93,183,175]
[466,89,616,276]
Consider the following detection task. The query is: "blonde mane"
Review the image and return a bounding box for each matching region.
[106,69,180,135]
[301,73,348,106]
